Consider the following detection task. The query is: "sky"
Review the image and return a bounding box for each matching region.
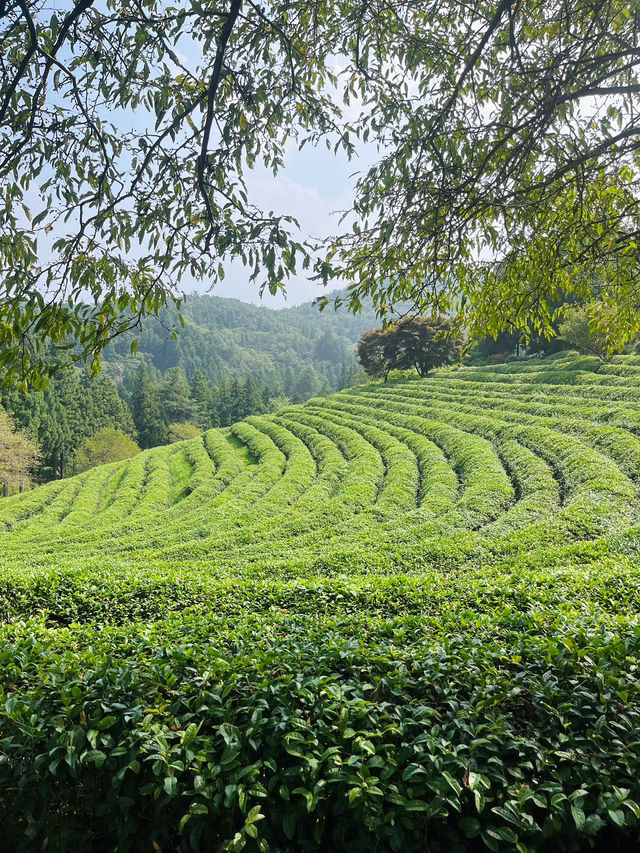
[186,137,371,308]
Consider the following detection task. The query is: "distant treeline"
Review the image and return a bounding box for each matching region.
[0,361,366,481]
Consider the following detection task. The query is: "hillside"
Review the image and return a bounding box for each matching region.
[1,352,640,851]
[100,290,379,388]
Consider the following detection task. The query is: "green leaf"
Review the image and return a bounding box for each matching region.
[571,806,585,831]
[608,808,626,828]
[404,800,429,812]
[282,811,297,840]
[83,749,106,767]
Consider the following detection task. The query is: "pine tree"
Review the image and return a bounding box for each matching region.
[131,364,168,449]
[80,372,137,438]
[44,370,83,478]
[189,371,213,430]
[212,379,233,427]
[242,378,266,419]
[293,366,320,402]
[160,367,196,424]
[228,378,243,424]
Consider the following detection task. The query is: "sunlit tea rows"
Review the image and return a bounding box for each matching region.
[1,352,639,852]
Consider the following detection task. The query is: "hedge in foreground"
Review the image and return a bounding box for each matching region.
[1,597,640,852]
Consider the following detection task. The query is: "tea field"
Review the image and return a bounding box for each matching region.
[1,352,640,852]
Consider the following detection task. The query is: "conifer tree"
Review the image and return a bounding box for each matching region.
[160,368,196,425]
[131,364,168,449]
[80,372,136,438]
[293,367,321,402]
[228,378,244,425]
[189,372,213,431]
[242,378,266,420]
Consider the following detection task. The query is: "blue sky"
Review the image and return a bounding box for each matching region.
[188,132,373,308]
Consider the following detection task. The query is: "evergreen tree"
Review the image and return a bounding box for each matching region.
[293,366,320,402]
[189,371,213,430]
[242,378,266,419]
[212,379,233,427]
[1,364,140,479]
[314,330,343,362]
[131,364,168,449]
[160,367,196,425]
[80,372,137,438]
[228,378,244,424]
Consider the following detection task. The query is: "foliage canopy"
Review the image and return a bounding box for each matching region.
[357,316,463,380]
[0,408,40,493]
[1,0,349,384]
[2,0,639,382]
[558,304,611,360]
[330,0,640,353]
[73,426,140,473]
[168,421,203,443]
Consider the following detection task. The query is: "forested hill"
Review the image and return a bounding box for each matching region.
[100,290,378,389]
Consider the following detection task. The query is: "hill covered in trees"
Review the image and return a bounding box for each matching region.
[101,290,377,392]
[0,291,376,479]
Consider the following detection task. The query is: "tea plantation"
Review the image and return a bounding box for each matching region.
[1,352,640,852]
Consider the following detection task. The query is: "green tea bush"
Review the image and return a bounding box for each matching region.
[1,355,640,851]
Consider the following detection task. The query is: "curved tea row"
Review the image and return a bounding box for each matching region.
[2,353,640,852]
[1,352,637,574]
[0,356,640,569]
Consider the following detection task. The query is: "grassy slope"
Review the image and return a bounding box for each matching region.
[0,352,639,852]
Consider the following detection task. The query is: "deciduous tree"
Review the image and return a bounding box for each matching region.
[3,0,639,383]
[74,427,140,473]
[559,305,610,360]
[391,317,463,376]
[0,409,40,495]
[357,316,463,379]
[168,421,203,443]
[0,0,349,385]
[326,0,640,353]
[356,328,395,381]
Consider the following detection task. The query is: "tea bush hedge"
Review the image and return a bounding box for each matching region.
[1,352,640,852]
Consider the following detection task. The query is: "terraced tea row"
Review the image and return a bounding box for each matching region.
[0,353,637,576]
[1,352,640,852]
